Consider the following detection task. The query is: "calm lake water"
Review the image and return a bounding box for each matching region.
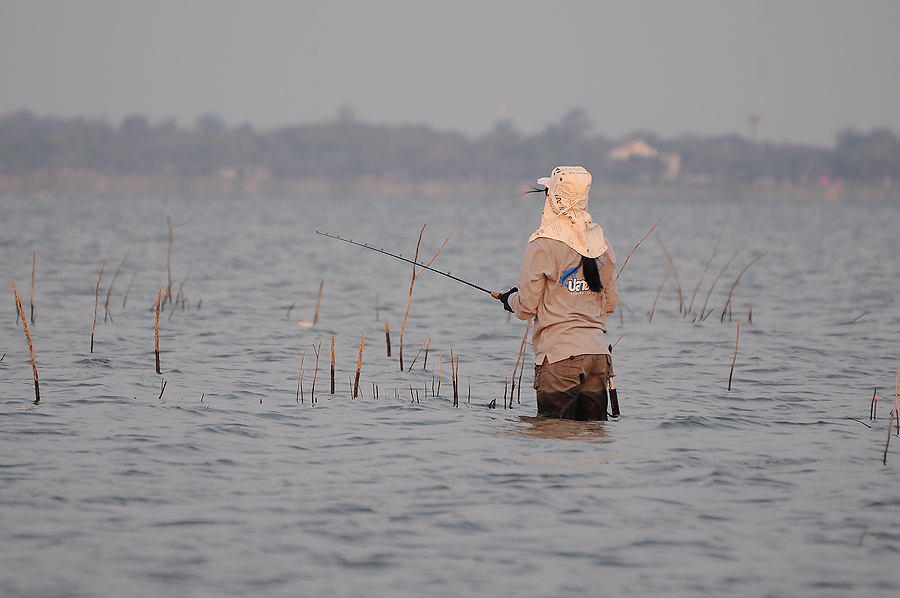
[1,192,899,597]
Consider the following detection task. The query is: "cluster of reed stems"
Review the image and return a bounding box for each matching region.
[626,217,766,324]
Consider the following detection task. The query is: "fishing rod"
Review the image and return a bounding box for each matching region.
[316,230,494,295]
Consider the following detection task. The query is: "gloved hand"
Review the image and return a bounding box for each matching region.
[496,285,517,313]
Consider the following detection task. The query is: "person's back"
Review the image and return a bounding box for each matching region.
[494,166,617,420]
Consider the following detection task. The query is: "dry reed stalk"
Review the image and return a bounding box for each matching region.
[164,216,191,304]
[313,280,323,325]
[30,250,36,324]
[871,387,878,421]
[655,234,685,313]
[612,331,627,349]
[353,331,364,398]
[297,346,308,403]
[0,353,5,362]
[169,269,191,321]
[91,264,105,353]
[432,364,436,397]
[517,319,533,404]
[330,336,335,395]
[450,345,458,407]
[286,301,296,319]
[154,288,161,374]
[398,225,451,370]
[158,379,167,400]
[503,377,509,409]
[510,320,531,404]
[688,217,726,314]
[728,319,740,391]
[437,351,443,397]
[895,359,899,435]
[13,283,40,403]
[617,218,661,280]
[720,252,768,323]
[423,336,431,370]
[885,409,895,466]
[311,339,322,403]
[648,266,671,322]
[104,246,131,322]
[699,250,739,321]
[455,355,460,407]
[468,373,471,404]
[385,322,391,357]
[407,335,429,371]
[122,272,137,308]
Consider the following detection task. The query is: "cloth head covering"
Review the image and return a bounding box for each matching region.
[529,166,608,258]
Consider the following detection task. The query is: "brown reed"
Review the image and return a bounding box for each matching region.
[511,319,532,405]
[286,301,296,319]
[699,250,739,321]
[895,359,899,435]
[169,269,191,321]
[30,250,36,324]
[122,272,137,308]
[164,216,191,304]
[721,252,768,323]
[91,264,105,353]
[407,334,429,371]
[437,351,443,397]
[728,319,740,391]
[423,336,431,370]
[154,288,161,374]
[617,218,661,280]
[687,216,726,314]
[353,331,364,398]
[158,379,167,400]
[648,266,671,322]
[104,246,131,322]
[13,283,40,403]
[655,234,685,313]
[331,336,336,395]
[398,224,450,370]
[385,322,391,357]
[517,320,532,405]
[297,346,308,403]
[313,280,323,325]
[450,345,458,407]
[311,339,322,403]
[885,409,895,466]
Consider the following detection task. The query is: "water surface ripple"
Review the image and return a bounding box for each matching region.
[1,194,899,597]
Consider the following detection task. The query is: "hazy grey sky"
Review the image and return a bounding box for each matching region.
[2,0,898,146]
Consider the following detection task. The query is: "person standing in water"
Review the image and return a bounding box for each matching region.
[493,166,618,420]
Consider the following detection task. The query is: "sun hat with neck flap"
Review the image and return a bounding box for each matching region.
[529,166,608,259]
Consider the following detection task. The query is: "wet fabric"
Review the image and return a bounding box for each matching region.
[533,354,611,420]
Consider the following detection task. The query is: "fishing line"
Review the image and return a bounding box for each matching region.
[316,231,493,295]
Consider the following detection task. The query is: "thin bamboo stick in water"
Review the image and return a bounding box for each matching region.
[13,283,40,403]
[728,319,740,391]
[91,264,105,353]
[154,289,161,374]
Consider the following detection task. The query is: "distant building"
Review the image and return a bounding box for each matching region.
[607,138,659,161]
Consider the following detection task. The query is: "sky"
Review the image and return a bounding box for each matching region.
[1,0,898,147]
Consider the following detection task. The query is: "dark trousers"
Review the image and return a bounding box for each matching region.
[533,354,610,421]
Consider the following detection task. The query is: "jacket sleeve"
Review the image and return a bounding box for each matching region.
[508,241,552,321]
[600,245,618,315]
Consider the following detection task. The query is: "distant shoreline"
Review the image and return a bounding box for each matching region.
[1,171,896,202]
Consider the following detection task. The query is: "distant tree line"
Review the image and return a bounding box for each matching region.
[1,108,899,188]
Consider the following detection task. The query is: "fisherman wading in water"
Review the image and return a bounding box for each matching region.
[493,166,618,421]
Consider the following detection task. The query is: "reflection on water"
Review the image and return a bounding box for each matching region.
[505,415,613,443]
